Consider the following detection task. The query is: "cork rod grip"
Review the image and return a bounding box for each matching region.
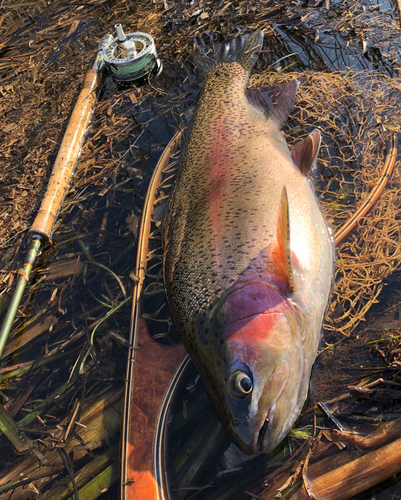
[29,68,99,240]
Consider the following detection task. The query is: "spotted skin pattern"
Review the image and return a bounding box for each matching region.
[163,32,334,454]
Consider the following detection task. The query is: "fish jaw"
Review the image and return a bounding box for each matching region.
[214,282,311,455]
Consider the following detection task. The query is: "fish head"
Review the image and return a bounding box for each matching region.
[207,281,312,455]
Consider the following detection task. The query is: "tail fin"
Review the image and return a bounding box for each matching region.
[194,31,264,77]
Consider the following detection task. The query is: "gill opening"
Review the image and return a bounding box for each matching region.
[208,280,286,324]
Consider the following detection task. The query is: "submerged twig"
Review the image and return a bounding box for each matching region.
[0,405,29,453]
[78,295,131,374]
[57,448,79,500]
[89,295,131,348]
[44,17,98,68]
[292,435,401,500]
[85,260,127,299]
[331,417,401,450]
[0,472,60,495]
[395,0,401,26]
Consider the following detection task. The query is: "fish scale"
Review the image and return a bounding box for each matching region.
[163,31,334,454]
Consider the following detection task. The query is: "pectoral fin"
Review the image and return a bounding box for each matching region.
[275,187,295,293]
[291,129,321,177]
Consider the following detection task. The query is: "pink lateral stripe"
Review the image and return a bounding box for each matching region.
[208,113,232,273]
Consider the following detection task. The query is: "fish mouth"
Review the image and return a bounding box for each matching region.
[255,362,289,453]
[257,415,270,452]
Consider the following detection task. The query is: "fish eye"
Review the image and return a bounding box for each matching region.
[228,371,253,399]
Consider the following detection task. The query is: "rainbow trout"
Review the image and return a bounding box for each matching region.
[163,32,334,455]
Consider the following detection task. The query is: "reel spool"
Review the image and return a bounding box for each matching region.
[103,24,162,82]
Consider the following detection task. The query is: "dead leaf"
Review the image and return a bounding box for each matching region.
[126,214,139,234]
[66,19,80,37]
[3,123,18,134]
[127,92,137,104]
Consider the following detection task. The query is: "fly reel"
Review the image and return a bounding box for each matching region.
[103,24,162,82]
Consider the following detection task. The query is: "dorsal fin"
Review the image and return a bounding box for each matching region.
[291,129,321,177]
[275,187,295,293]
[246,80,299,128]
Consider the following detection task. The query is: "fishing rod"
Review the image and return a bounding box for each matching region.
[0,24,161,361]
